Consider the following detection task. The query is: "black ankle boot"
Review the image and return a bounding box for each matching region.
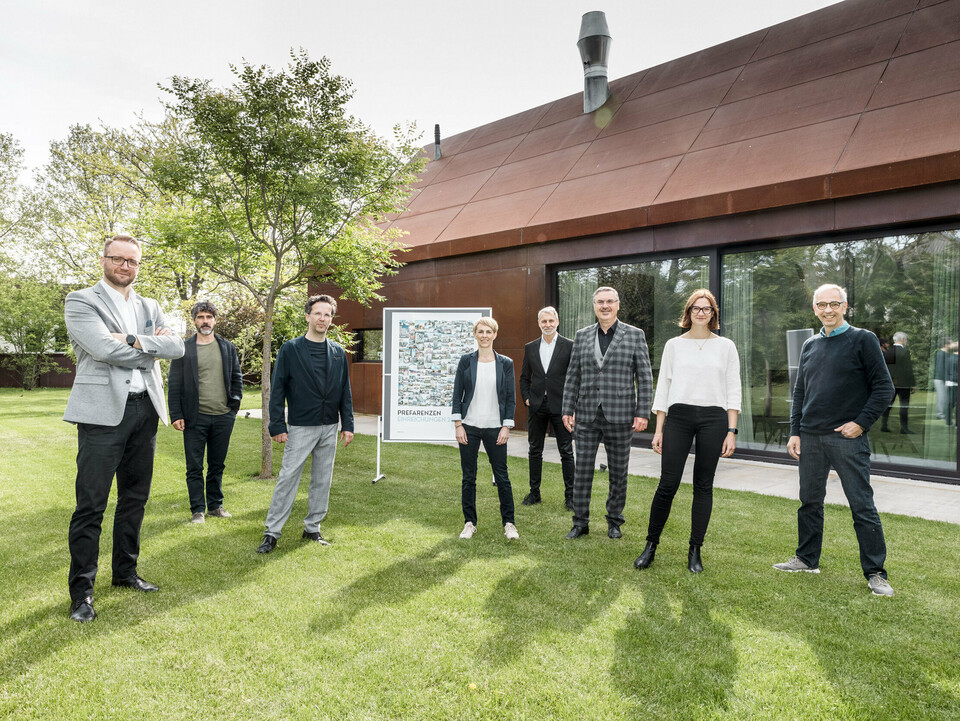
[688,544,703,573]
[633,541,657,569]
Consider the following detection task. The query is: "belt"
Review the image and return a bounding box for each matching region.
[128,390,149,400]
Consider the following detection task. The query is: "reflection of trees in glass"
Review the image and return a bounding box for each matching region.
[723,230,959,467]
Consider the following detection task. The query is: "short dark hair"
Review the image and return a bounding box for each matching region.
[190,301,218,319]
[305,294,337,315]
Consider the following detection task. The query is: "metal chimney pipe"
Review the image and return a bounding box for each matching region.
[434,124,441,160]
[578,11,611,114]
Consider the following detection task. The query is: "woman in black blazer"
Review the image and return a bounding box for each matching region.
[451,317,518,541]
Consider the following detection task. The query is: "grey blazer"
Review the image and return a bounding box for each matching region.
[63,280,185,426]
[561,321,653,424]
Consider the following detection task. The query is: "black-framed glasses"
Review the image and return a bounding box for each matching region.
[690,306,713,315]
[815,301,843,310]
[104,255,140,269]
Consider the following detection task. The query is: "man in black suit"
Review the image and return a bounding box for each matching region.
[168,301,243,524]
[519,306,575,509]
[880,331,916,434]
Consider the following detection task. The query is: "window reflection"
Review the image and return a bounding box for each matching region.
[721,231,959,470]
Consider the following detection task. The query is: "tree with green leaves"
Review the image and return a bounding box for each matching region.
[157,50,423,476]
[0,275,69,389]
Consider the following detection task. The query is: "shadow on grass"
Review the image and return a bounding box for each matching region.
[0,507,292,687]
[611,582,735,717]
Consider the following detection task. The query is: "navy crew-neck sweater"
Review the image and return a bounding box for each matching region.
[790,325,894,436]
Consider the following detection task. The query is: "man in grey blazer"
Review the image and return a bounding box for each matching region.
[63,235,184,622]
[562,287,653,539]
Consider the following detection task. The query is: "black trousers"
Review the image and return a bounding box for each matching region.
[459,424,515,526]
[645,404,727,547]
[183,411,236,513]
[881,387,911,430]
[68,394,158,601]
[526,403,574,499]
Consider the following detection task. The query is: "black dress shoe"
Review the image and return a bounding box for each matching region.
[608,525,622,539]
[302,530,332,546]
[688,544,704,573]
[69,596,96,622]
[257,534,278,554]
[566,525,589,539]
[634,541,657,569]
[112,574,159,592]
[521,493,542,506]
[565,499,575,512]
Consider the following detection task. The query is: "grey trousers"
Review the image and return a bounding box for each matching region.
[264,423,339,537]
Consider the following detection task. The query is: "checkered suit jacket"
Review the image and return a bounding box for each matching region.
[561,321,653,424]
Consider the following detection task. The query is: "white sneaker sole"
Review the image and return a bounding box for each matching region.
[773,565,820,573]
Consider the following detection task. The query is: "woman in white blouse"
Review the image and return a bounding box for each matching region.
[451,317,519,541]
[634,289,741,573]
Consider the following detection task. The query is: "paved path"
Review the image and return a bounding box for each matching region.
[239,410,960,525]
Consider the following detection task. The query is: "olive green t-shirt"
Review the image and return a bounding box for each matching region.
[197,340,231,415]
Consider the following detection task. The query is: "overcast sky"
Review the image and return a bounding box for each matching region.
[1,0,838,171]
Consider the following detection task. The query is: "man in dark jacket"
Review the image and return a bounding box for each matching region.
[168,301,243,524]
[257,294,354,553]
[519,306,575,509]
[880,331,916,434]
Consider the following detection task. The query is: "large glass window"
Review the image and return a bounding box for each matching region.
[721,231,959,471]
[557,256,711,423]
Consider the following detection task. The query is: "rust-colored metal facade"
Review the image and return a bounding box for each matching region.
[322,0,960,474]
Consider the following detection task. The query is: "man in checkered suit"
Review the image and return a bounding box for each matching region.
[562,287,653,539]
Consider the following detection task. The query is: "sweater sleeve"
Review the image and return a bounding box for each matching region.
[854,332,896,431]
[651,339,673,414]
[725,339,742,412]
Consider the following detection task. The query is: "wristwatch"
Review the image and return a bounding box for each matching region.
[727,428,738,434]
[126,334,136,346]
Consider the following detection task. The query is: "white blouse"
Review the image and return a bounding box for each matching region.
[652,336,742,414]
[462,360,502,428]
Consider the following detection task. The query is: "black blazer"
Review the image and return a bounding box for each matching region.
[168,334,243,426]
[451,351,516,428]
[268,335,354,436]
[519,335,573,415]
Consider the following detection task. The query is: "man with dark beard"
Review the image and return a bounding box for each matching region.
[168,301,243,524]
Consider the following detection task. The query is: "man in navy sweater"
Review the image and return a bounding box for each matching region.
[774,284,896,596]
[256,294,354,553]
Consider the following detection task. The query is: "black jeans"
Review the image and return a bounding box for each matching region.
[646,404,727,547]
[68,394,158,601]
[526,403,574,499]
[459,424,515,525]
[184,411,237,513]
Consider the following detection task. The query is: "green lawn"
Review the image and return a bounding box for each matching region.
[2,388,959,720]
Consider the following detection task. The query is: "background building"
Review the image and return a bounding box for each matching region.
[328,0,960,483]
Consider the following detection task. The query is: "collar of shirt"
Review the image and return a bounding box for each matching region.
[820,321,850,338]
[598,320,619,338]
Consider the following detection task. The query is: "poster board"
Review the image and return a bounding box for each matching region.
[382,307,490,442]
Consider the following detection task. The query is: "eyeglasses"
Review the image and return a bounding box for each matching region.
[690,306,713,315]
[594,298,619,306]
[815,301,843,310]
[104,255,140,269]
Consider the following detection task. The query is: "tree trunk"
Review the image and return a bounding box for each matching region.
[259,303,275,479]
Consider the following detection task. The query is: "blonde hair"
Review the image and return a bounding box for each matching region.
[473,316,499,334]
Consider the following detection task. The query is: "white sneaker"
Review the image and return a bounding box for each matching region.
[191,512,205,524]
[773,555,819,573]
[504,522,519,540]
[459,522,476,539]
[868,573,894,597]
